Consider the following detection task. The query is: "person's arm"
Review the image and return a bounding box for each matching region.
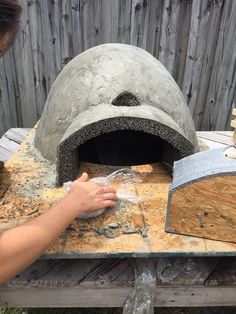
[0,173,117,283]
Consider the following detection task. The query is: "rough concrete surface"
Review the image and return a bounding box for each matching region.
[34,44,199,185]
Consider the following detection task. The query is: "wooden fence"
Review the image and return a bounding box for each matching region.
[0,0,235,137]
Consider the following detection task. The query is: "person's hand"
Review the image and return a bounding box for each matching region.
[63,173,117,216]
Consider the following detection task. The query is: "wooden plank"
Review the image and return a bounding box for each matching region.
[40,0,57,93]
[0,54,18,137]
[60,0,73,67]
[194,0,224,130]
[0,137,19,153]
[51,0,63,72]
[28,0,47,116]
[130,0,149,48]
[7,259,129,288]
[201,0,236,131]
[213,131,234,138]
[14,0,38,127]
[101,0,120,44]
[0,51,19,130]
[4,256,235,288]
[71,0,83,54]
[0,146,12,162]
[205,257,236,286]
[26,259,132,288]
[0,286,236,307]
[3,128,31,145]
[158,0,190,79]
[117,0,132,45]
[156,257,220,285]
[79,259,134,288]
[198,138,228,150]
[174,0,192,88]
[0,128,30,161]
[182,0,224,128]
[82,0,102,49]
[129,0,166,61]
[197,131,234,146]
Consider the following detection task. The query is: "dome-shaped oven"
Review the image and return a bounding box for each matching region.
[34,44,199,186]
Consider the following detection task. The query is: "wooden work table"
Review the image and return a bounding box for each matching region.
[0,129,235,308]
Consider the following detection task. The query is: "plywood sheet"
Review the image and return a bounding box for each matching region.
[0,129,236,258]
[167,176,236,243]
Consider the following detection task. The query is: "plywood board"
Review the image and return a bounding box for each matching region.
[1,129,236,258]
[167,175,236,243]
[166,146,236,243]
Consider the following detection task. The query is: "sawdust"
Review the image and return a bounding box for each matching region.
[0,141,171,253]
[3,128,231,257]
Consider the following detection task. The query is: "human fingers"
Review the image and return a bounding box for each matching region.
[103,192,118,201]
[100,186,117,194]
[77,172,89,182]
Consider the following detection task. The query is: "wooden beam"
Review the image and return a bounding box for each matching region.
[197,131,233,146]
[3,128,31,144]
[0,286,236,307]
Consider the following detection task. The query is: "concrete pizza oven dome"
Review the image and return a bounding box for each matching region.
[34,43,199,186]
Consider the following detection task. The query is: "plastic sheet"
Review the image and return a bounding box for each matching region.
[107,169,142,204]
[63,168,142,219]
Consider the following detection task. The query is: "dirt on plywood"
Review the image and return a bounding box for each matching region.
[1,129,236,258]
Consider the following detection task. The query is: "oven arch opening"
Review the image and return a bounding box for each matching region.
[77,130,177,167]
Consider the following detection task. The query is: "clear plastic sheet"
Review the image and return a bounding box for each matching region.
[63,168,143,219]
[107,169,142,204]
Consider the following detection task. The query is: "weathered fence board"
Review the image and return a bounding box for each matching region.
[0,0,235,137]
[201,0,236,131]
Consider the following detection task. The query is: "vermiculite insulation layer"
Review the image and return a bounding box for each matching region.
[34,44,199,186]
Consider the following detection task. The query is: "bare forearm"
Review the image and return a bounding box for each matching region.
[0,173,116,284]
[0,195,80,283]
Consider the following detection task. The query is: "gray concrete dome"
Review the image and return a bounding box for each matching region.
[34,43,199,186]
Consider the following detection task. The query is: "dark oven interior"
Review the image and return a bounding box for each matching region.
[77,130,179,170]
